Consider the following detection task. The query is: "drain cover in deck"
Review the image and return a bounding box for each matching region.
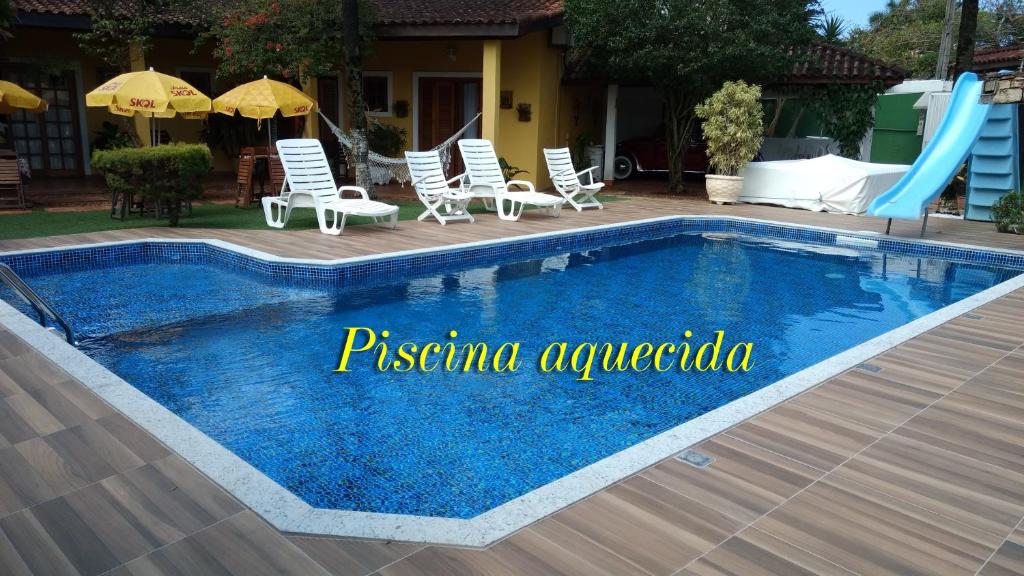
[676,450,714,468]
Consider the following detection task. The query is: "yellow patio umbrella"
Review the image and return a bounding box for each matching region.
[212,76,316,148]
[86,68,212,144]
[107,103,209,119]
[0,80,48,114]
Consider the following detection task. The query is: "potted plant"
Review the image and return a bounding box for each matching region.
[695,80,764,204]
[992,190,1024,234]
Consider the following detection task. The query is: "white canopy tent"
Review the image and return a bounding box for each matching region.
[738,155,911,214]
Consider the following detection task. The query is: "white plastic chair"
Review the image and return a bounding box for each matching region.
[457,139,563,221]
[263,139,399,236]
[404,150,475,225]
[543,147,604,211]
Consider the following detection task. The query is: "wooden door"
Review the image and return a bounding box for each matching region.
[1,69,83,176]
[418,77,481,176]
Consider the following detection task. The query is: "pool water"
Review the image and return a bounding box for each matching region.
[3,232,1020,518]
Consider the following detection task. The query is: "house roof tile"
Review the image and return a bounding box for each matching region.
[972,46,1024,70]
[13,0,564,30]
[786,44,906,86]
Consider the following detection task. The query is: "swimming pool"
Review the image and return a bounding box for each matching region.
[2,216,1023,545]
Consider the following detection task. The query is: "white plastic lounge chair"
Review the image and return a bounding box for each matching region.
[457,139,563,221]
[404,150,475,225]
[263,139,399,236]
[543,147,604,211]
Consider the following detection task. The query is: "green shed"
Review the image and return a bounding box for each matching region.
[870,93,924,164]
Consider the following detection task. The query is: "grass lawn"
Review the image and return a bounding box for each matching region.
[0,195,622,241]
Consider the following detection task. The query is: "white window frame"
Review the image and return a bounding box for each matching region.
[362,71,393,117]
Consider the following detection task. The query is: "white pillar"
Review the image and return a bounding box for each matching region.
[603,84,618,182]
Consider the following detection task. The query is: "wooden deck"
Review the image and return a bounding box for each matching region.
[0,196,1022,575]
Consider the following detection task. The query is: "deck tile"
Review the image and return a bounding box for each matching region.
[24,455,247,571]
[0,330,32,361]
[679,526,857,576]
[0,353,74,388]
[895,399,1024,473]
[830,433,1024,537]
[753,474,1002,576]
[641,435,822,524]
[373,545,518,576]
[116,511,332,576]
[724,403,882,472]
[961,350,1024,396]
[978,528,1024,576]
[0,445,58,518]
[0,507,80,576]
[10,501,125,575]
[0,364,22,398]
[544,475,743,575]
[945,380,1024,427]
[95,413,171,463]
[924,320,1024,352]
[787,370,939,432]
[512,518,654,575]
[4,393,66,437]
[288,536,422,576]
[13,421,145,497]
[859,351,974,395]
[0,396,47,445]
[895,333,1008,378]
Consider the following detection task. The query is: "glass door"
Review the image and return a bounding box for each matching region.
[1,68,83,176]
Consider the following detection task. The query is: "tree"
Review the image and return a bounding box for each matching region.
[203,0,376,192]
[75,0,169,70]
[206,0,344,82]
[1,0,15,40]
[565,0,819,193]
[955,0,980,74]
[988,0,1024,45]
[849,0,1021,78]
[343,0,373,192]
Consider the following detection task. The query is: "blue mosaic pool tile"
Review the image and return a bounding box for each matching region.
[3,218,1024,290]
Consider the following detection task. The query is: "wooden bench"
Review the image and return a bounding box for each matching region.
[0,157,26,210]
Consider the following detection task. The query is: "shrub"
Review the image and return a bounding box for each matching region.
[499,157,526,181]
[92,144,212,226]
[992,190,1024,234]
[91,121,135,152]
[695,81,765,176]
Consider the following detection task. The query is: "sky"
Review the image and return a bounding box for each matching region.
[819,0,892,30]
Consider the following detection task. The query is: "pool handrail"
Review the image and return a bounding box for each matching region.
[0,263,75,345]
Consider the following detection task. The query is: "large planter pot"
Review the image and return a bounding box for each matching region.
[705,174,744,205]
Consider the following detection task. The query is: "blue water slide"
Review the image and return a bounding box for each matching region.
[867,72,992,220]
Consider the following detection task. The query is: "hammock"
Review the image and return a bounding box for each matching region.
[318,111,482,185]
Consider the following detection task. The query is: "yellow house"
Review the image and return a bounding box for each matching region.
[2,0,610,189]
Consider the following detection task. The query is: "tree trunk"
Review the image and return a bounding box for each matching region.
[343,0,373,195]
[167,201,180,227]
[943,1,978,213]
[954,0,979,77]
[664,89,698,194]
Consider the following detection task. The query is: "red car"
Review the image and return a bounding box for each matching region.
[613,131,709,179]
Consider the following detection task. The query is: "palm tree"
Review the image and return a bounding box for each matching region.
[817,13,848,44]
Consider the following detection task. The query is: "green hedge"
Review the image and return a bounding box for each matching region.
[92,144,212,226]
